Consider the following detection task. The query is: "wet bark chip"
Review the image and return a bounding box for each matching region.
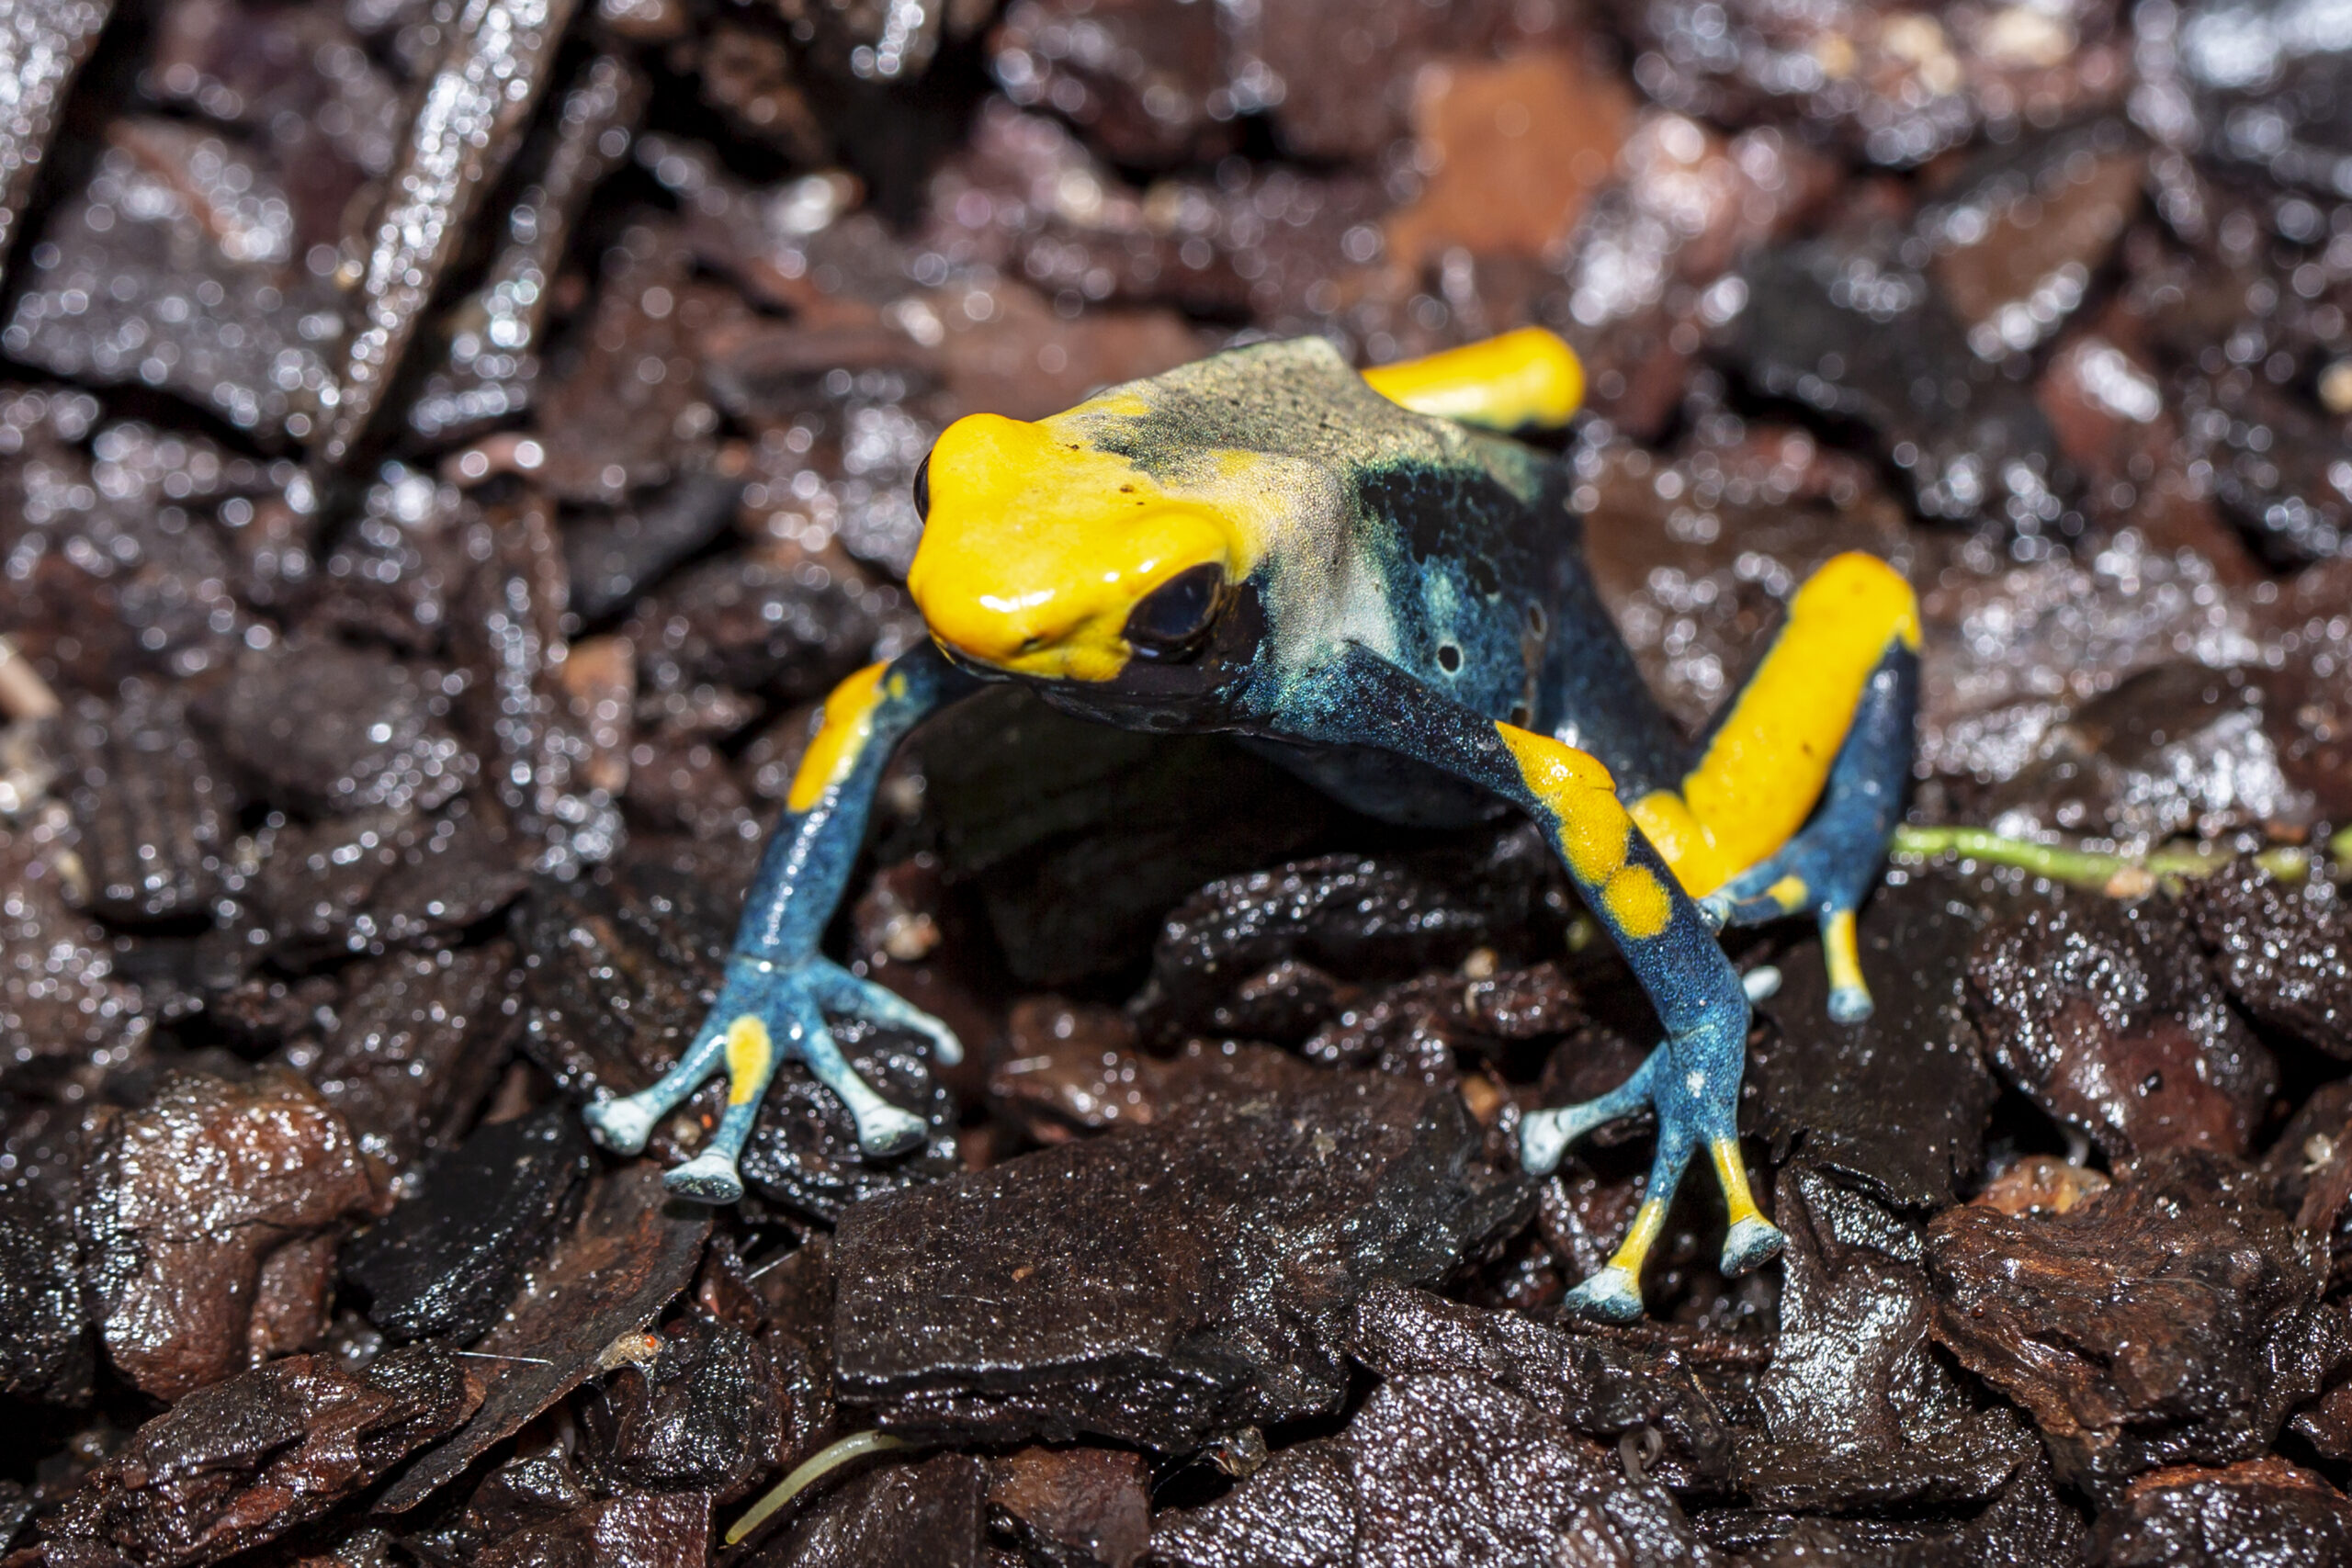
[1926,1150,2346,1501]
[1747,870,2002,1209]
[1734,1168,2038,1512]
[741,1451,988,1568]
[340,1102,593,1345]
[470,1488,712,1568]
[0,1172,90,1404]
[1148,1371,1723,1568]
[2186,864,2352,1060]
[60,687,234,923]
[986,1446,1150,1568]
[1143,828,1564,1036]
[579,1313,784,1497]
[1344,1281,1732,1490]
[198,639,469,818]
[291,943,522,1174]
[2092,1456,2352,1567]
[1965,893,2277,1167]
[374,1164,712,1513]
[832,1051,1532,1450]
[0,0,115,267]
[78,1067,390,1403]
[40,1347,479,1567]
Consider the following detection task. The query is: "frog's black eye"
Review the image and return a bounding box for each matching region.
[910,452,932,522]
[1125,564,1227,660]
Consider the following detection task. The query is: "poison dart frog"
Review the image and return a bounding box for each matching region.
[583,327,1919,1322]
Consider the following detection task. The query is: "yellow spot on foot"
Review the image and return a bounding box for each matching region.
[786,663,890,813]
[1710,1137,1766,1228]
[1823,908,1867,999]
[1767,874,1810,913]
[724,1016,774,1105]
[1606,1197,1669,1278]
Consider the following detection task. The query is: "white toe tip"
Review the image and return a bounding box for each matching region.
[582,1098,657,1156]
[1722,1216,1786,1276]
[855,1104,929,1157]
[664,1151,746,1204]
[1562,1266,1644,1323]
[1520,1109,1574,1176]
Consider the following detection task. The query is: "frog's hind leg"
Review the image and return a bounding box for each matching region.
[1628,552,1919,1019]
[1288,647,1786,1321]
[1701,646,1917,1021]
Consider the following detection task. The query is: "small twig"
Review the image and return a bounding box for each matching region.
[1890,824,2314,895]
[0,637,61,721]
[725,1431,910,1547]
[1618,1425,1664,1484]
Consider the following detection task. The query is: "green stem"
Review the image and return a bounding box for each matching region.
[1889,825,2312,893]
[725,1430,910,1547]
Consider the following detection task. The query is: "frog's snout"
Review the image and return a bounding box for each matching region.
[907,411,1236,683]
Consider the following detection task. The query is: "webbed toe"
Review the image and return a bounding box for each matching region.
[583,1096,660,1156]
[664,1151,748,1204]
[1721,1215,1786,1276]
[1561,1266,1645,1323]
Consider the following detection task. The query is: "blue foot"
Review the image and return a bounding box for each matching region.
[851,1100,929,1157]
[1826,985,1873,1024]
[1562,1265,1645,1323]
[583,1095,662,1156]
[665,1150,747,1204]
[1721,1215,1785,1276]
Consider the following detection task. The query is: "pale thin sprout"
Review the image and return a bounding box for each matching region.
[1889,824,2316,893]
[723,1430,910,1547]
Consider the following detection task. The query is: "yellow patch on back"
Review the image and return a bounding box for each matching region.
[786,662,889,814]
[1496,724,1629,885]
[724,1015,773,1105]
[1679,553,1917,876]
[1602,865,1672,939]
[1363,327,1585,431]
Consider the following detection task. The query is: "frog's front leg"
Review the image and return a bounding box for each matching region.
[582,643,976,1204]
[1288,649,1782,1322]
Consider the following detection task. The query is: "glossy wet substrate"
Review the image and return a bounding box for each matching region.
[8,0,2352,1562]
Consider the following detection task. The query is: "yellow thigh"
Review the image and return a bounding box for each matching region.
[1628,553,1917,897]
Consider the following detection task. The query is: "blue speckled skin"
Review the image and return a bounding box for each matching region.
[584,338,1918,1316]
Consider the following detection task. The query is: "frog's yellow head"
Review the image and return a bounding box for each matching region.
[904,327,1582,683]
[905,404,1254,682]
